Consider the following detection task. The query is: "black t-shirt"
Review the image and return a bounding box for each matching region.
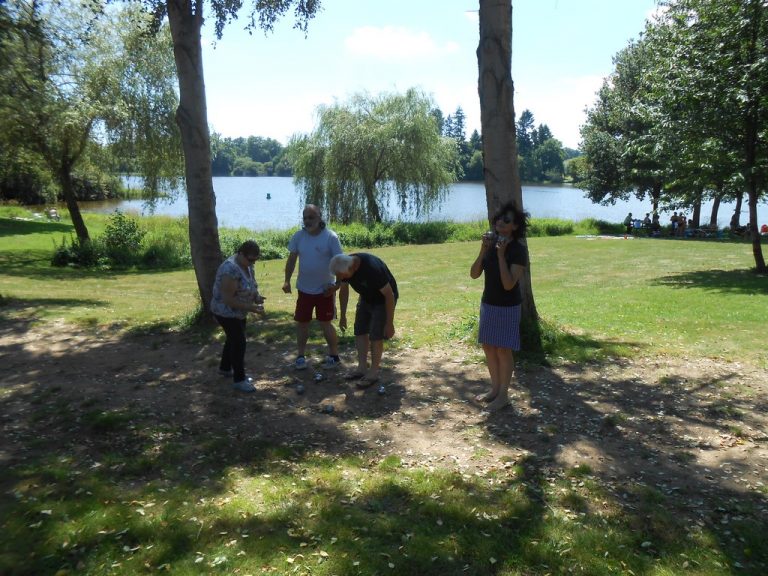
[345,253,398,304]
[481,241,527,306]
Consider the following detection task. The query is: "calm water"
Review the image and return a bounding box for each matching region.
[81,177,765,231]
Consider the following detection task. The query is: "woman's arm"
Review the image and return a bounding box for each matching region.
[470,234,493,279]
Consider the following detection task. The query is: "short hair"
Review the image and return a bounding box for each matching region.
[329,254,355,275]
[491,202,530,240]
[237,240,260,259]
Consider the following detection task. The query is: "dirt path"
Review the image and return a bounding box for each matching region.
[2,318,767,559]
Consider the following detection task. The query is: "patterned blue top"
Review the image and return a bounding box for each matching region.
[210,255,259,319]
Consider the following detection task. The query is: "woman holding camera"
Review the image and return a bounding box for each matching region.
[470,202,529,412]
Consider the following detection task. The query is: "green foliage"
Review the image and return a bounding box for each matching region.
[219,228,292,261]
[51,235,101,268]
[0,1,182,239]
[516,110,566,183]
[211,133,287,176]
[102,211,146,266]
[289,88,460,224]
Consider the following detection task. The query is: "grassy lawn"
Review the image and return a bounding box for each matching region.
[2,214,765,366]
[1,213,767,575]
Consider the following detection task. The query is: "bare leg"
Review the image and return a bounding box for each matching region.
[355,334,369,373]
[487,348,514,412]
[296,322,310,357]
[477,343,500,402]
[367,339,384,379]
[319,321,338,356]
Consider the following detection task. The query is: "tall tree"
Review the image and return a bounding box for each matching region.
[580,38,668,214]
[647,0,766,271]
[477,0,540,351]
[0,0,181,242]
[288,88,460,224]
[148,0,321,315]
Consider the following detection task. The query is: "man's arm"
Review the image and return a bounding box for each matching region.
[282,252,298,293]
[338,281,349,332]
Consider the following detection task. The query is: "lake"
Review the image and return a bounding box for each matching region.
[81,177,766,231]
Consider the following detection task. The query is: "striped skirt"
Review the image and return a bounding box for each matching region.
[478,302,521,350]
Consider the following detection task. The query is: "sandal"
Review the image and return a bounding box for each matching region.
[356,376,379,389]
[344,371,365,381]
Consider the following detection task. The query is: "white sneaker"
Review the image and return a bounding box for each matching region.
[233,379,256,393]
[321,356,341,370]
[294,356,308,370]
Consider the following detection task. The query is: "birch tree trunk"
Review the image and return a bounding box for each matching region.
[477,0,541,351]
[166,0,222,318]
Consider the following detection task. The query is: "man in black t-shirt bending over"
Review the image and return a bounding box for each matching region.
[329,253,398,388]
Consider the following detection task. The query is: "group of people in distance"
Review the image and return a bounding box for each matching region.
[209,201,529,413]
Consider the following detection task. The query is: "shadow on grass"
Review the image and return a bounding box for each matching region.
[0,249,193,281]
[1,314,767,574]
[478,358,768,575]
[0,296,107,334]
[653,268,768,295]
[0,217,72,237]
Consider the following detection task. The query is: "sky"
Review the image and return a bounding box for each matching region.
[200,0,658,150]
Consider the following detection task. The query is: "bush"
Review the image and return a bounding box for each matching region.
[103,211,146,266]
[51,235,101,267]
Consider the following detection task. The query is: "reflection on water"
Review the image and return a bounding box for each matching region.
[75,177,765,231]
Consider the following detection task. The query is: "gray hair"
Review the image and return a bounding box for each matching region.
[329,254,355,275]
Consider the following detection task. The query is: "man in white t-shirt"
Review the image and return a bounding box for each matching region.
[282,205,343,370]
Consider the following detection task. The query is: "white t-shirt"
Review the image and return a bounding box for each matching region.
[288,227,343,294]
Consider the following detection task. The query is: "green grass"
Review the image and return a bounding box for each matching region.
[1,207,767,575]
[0,435,752,576]
[2,210,764,365]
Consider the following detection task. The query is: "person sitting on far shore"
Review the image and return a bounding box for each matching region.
[46,208,60,221]
[643,213,651,228]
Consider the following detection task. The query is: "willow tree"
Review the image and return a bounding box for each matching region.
[288,88,460,224]
[476,0,541,351]
[0,0,181,243]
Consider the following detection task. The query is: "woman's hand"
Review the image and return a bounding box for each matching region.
[496,235,509,256]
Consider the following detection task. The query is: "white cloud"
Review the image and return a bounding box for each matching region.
[345,26,458,60]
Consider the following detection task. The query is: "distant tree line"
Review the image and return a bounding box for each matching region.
[209,104,575,185]
[433,105,576,183]
[210,134,291,177]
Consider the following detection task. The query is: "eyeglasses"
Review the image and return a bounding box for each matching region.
[496,214,513,224]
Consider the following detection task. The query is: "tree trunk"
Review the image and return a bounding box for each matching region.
[691,188,702,228]
[709,184,723,228]
[166,0,222,319]
[730,191,743,228]
[59,169,90,243]
[477,0,541,352]
[364,181,382,223]
[651,183,661,215]
[743,0,766,272]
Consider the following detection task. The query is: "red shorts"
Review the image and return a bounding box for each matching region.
[294,290,335,323]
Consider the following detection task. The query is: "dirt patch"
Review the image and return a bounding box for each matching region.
[2,318,767,550]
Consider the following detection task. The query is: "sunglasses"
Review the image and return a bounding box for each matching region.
[496,214,513,224]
